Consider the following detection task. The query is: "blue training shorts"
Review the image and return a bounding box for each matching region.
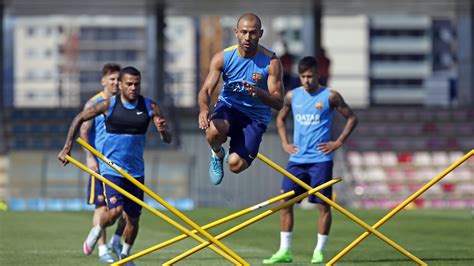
[281,161,333,205]
[210,100,267,165]
[87,176,106,207]
[103,175,145,218]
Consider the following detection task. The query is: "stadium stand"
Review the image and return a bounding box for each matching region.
[335,107,474,209]
[2,107,473,210]
[4,108,177,150]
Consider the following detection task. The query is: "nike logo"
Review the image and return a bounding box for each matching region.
[242,102,252,107]
[137,111,143,115]
[248,154,255,159]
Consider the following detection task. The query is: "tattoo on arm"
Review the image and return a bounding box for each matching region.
[64,100,109,148]
[79,100,99,156]
[150,101,172,143]
[80,101,94,136]
[329,90,358,144]
[151,101,162,118]
[330,91,353,118]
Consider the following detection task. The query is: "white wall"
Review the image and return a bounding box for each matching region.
[322,15,369,107]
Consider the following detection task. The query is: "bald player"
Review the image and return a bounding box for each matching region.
[198,13,284,185]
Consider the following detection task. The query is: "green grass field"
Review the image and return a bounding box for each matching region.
[1,208,473,265]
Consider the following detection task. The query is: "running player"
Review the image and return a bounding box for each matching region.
[59,66,172,265]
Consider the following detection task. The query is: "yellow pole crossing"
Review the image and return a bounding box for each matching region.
[76,138,247,265]
[165,178,342,265]
[66,154,240,265]
[327,149,474,265]
[113,190,296,265]
[257,153,427,266]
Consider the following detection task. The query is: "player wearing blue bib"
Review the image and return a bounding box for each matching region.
[58,67,172,265]
[198,13,284,185]
[79,63,121,263]
[263,57,357,264]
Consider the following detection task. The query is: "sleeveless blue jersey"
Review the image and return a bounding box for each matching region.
[86,92,109,173]
[219,45,275,125]
[101,96,153,178]
[289,87,333,163]
[87,92,107,153]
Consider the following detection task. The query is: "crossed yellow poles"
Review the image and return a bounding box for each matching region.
[67,137,472,265]
[68,138,339,265]
[326,149,473,265]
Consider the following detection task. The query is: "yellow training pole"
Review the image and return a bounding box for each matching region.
[257,153,427,266]
[164,178,342,265]
[113,190,296,266]
[65,155,240,266]
[327,149,474,265]
[76,138,247,266]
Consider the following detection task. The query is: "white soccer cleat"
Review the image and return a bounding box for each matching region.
[83,226,102,255]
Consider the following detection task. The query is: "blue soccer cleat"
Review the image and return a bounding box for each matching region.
[120,253,136,266]
[209,147,225,185]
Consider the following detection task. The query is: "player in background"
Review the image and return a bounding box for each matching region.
[263,56,357,264]
[79,63,124,262]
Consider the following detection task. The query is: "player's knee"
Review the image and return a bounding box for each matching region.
[229,165,243,173]
[228,154,248,173]
[109,206,123,220]
[318,204,331,214]
[207,121,229,142]
[124,215,140,230]
[129,218,139,229]
[206,127,224,143]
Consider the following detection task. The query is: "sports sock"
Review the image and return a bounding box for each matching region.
[110,234,121,245]
[121,242,132,256]
[211,148,224,158]
[89,225,102,241]
[315,234,328,251]
[279,231,292,251]
[98,244,108,256]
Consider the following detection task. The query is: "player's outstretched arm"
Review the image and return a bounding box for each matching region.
[277,90,298,154]
[317,90,358,155]
[197,51,224,130]
[58,100,110,165]
[150,101,172,144]
[245,56,284,111]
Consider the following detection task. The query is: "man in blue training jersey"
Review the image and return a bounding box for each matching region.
[263,56,357,264]
[58,66,172,265]
[79,63,126,262]
[198,13,284,185]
